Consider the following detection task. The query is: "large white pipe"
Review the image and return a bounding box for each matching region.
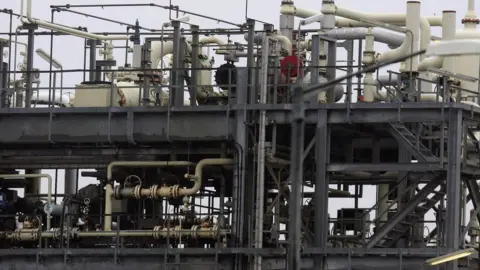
[324,28,404,47]
[283,4,442,27]
[150,40,213,99]
[418,11,457,72]
[242,33,293,55]
[404,1,421,72]
[21,0,128,40]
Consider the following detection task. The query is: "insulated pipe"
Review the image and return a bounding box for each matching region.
[199,36,229,54]
[404,1,421,72]
[20,0,128,41]
[285,4,442,27]
[324,28,404,47]
[418,11,457,72]
[0,174,52,230]
[242,33,293,55]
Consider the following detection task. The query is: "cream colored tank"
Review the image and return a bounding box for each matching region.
[73,81,191,107]
[443,5,479,101]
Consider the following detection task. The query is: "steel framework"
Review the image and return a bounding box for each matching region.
[0,3,479,270]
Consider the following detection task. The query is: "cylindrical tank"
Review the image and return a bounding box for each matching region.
[443,2,479,101]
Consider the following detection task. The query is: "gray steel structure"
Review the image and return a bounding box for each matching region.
[0,4,479,270]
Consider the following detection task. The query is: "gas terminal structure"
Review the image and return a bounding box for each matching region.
[1,0,480,269]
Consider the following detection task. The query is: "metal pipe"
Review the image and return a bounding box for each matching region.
[105,159,233,230]
[8,227,229,241]
[20,0,129,40]
[0,174,52,230]
[24,25,35,108]
[253,32,269,270]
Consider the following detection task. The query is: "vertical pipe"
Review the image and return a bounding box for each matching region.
[326,41,336,103]
[88,40,97,81]
[233,68,248,243]
[246,19,256,104]
[405,1,421,72]
[25,25,36,108]
[253,33,269,270]
[442,11,457,72]
[64,169,78,195]
[190,25,199,106]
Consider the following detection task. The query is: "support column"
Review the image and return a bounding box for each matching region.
[189,25,199,106]
[396,147,411,248]
[25,169,40,195]
[170,20,184,107]
[0,39,8,108]
[326,40,336,103]
[246,19,256,104]
[64,169,78,195]
[287,85,305,270]
[314,110,329,270]
[24,24,38,108]
[141,40,152,107]
[87,40,98,82]
[445,109,463,270]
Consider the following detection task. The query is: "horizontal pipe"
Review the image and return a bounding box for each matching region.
[8,227,229,241]
[21,0,129,40]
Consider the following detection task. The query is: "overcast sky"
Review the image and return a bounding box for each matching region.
[0,0,475,233]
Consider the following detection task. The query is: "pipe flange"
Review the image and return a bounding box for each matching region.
[114,185,122,199]
[153,225,161,240]
[69,227,79,239]
[150,185,159,199]
[14,228,39,241]
[171,185,179,198]
[133,185,142,199]
[174,225,182,238]
[52,227,61,240]
[191,225,199,239]
[462,18,480,24]
[212,225,218,239]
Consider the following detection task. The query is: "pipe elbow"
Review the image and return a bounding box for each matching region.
[273,35,293,55]
[377,31,412,63]
[418,56,443,72]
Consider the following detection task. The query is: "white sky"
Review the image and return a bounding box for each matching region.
[0,0,476,238]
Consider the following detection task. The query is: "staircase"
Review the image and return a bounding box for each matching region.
[364,174,445,248]
[388,123,438,163]
[376,184,446,248]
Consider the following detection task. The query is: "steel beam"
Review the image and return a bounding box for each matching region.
[314,109,329,270]
[327,163,443,172]
[445,110,463,270]
[287,85,305,270]
[366,176,442,248]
